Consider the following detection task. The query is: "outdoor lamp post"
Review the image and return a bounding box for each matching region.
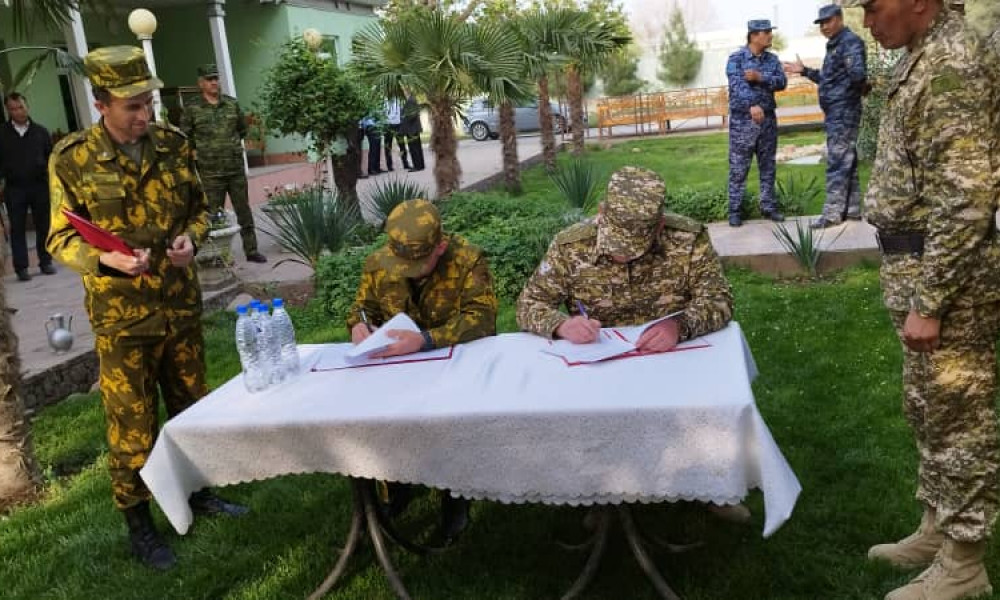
[302,28,323,51]
[127,8,162,122]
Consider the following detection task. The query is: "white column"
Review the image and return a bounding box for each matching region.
[62,7,99,127]
[207,1,237,97]
[138,37,163,122]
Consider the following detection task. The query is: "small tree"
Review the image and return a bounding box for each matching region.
[257,39,377,212]
[600,45,646,97]
[657,7,702,89]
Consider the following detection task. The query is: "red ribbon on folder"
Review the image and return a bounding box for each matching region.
[62,209,134,255]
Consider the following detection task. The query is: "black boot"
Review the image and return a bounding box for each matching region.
[124,502,176,570]
[189,490,250,517]
[436,493,470,545]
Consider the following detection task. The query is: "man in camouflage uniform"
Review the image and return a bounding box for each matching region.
[516,167,748,522]
[347,198,497,542]
[845,2,1000,599]
[726,19,787,228]
[179,63,265,263]
[783,4,868,228]
[47,47,247,571]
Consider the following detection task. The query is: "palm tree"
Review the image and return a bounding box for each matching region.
[353,8,524,197]
[519,8,581,172]
[564,13,630,155]
[0,282,41,511]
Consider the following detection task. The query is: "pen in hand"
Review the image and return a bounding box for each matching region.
[360,308,375,333]
[575,300,589,319]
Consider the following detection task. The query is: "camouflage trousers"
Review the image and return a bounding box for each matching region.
[728,116,779,215]
[201,171,258,256]
[822,106,862,222]
[96,318,208,510]
[890,302,1000,542]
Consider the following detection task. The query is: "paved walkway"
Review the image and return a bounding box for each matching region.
[6,125,882,408]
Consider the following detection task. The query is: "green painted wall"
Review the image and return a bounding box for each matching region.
[0,1,380,156]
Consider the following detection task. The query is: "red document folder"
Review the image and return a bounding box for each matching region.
[62,209,134,255]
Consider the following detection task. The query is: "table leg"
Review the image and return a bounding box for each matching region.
[307,482,366,600]
[559,508,612,600]
[619,505,682,600]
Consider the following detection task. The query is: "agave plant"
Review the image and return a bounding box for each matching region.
[772,219,844,278]
[550,158,600,211]
[362,177,430,229]
[775,173,822,217]
[260,186,361,271]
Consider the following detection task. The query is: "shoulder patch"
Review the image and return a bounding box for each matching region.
[52,130,87,155]
[931,67,962,95]
[661,211,703,233]
[554,221,597,245]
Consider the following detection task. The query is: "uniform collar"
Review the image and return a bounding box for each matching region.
[826,26,849,48]
[92,120,173,164]
[909,7,953,54]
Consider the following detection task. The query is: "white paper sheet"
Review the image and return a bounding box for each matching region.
[346,312,420,358]
[312,344,454,371]
[541,310,688,364]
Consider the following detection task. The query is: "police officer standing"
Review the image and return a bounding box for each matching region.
[783,4,867,229]
[847,1,1000,599]
[726,19,787,228]
[180,64,266,263]
[47,47,248,571]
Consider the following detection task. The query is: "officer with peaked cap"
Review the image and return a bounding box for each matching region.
[347,198,498,543]
[47,46,247,571]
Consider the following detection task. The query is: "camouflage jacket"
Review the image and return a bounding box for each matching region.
[347,235,498,347]
[802,26,867,111]
[864,9,1000,317]
[179,94,246,175]
[726,46,787,119]
[516,215,733,340]
[47,121,210,336]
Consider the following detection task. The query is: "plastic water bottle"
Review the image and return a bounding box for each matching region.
[257,300,286,385]
[271,298,300,377]
[249,301,273,386]
[235,305,267,392]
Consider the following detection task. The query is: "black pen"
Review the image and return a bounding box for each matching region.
[360,309,375,333]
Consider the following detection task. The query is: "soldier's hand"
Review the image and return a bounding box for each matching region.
[372,330,423,358]
[166,234,195,267]
[782,61,804,75]
[750,105,765,124]
[903,310,941,353]
[351,322,373,344]
[556,316,602,344]
[743,69,762,83]
[100,249,148,277]
[636,319,680,353]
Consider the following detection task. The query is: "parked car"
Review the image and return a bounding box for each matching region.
[462,98,567,141]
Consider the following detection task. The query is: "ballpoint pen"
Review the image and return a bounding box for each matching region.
[575,300,589,319]
[359,308,375,333]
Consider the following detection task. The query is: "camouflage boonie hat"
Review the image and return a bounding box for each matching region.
[197,63,219,78]
[596,166,664,259]
[84,46,163,99]
[385,199,443,278]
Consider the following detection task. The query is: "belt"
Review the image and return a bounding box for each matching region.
[876,231,924,256]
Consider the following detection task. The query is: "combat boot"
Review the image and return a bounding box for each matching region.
[884,538,991,600]
[869,508,944,569]
[123,501,176,570]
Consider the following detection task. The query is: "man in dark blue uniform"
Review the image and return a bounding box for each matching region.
[785,4,868,229]
[726,19,787,228]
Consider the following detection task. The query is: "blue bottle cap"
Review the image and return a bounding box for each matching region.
[273,298,284,308]
[236,304,248,314]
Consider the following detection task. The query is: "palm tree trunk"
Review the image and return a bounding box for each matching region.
[0,281,41,511]
[498,100,521,194]
[567,64,585,155]
[429,96,461,197]
[537,75,557,172]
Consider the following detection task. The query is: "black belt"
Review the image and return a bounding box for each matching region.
[876,231,924,256]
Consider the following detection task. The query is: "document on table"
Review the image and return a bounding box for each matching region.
[541,310,710,365]
[346,312,420,359]
[312,345,454,371]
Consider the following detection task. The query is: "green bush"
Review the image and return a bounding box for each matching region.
[464,213,568,301]
[664,186,731,222]
[439,191,560,232]
[314,239,383,323]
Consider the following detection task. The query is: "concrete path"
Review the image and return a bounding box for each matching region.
[5,125,880,410]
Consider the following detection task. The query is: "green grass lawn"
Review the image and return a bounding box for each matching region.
[8,265,999,600]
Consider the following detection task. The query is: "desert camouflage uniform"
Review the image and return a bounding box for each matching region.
[346,199,497,347]
[179,93,259,256]
[517,167,732,339]
[865,9,1000,542]
[47,48,210,509]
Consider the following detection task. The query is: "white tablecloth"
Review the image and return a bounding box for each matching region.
[141,322,801,537]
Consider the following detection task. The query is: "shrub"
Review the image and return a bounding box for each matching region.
[464,214,568,301]
[549,158,602,210]
[314,239,383,323]
[772,219,843,277]
[858,49,902,161]
[362,178,431,229]
[775,173,822,217]
[260,185,362,270]
[663,186,731,222]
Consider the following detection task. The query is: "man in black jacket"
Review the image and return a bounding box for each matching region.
[0,93,55,281]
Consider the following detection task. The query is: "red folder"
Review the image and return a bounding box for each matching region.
[62,209,134,255]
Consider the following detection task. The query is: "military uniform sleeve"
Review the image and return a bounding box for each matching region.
[913,63,997,318]
[845,35,868,87]
[516,239,574,338]
[179,105,195,146]
[180,136,210,246]
[346,258,384,330]
[46,142,104,275]
[802,66,821,85]
[425,253,498,347]
[727,53,753,112]
[235,100,247,140]
[678,229,733,340]
[764,56,788,92]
